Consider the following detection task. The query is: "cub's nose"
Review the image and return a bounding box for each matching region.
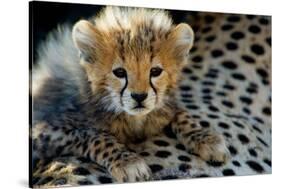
[131,93,148,103]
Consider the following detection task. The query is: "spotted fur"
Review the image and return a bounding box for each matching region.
[31,7,271,187]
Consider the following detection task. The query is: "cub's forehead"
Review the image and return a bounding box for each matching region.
[109,25,171,63]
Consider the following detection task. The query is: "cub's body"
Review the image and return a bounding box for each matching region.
[32,7,228,183]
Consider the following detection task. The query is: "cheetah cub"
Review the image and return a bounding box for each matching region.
[32,6,229,183]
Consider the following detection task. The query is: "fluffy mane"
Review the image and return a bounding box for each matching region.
[92,6,173,33]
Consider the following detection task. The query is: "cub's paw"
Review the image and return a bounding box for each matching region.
[109,152,151,182]
[183,130,230,164]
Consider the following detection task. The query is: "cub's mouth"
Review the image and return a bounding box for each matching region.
[133,103,145,109]
[128,104,151,116]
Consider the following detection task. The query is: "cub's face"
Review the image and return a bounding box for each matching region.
[108,58,169,116]
[73,20,193,116]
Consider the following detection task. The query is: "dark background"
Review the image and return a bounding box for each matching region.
[30,1,190,62]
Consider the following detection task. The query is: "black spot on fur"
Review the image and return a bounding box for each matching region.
[231,31,245,40]
[243,107,251,114]
[232,160,241,167]
[208,114,219,119]
[223,84,235,90]
[195,174,209,178]
[202,26,212,33]
[228,145,237,155]
[178,155,191,162]
[262,79,269,85]
[154,140,169,147]
[206,161,223,167]
[202,95,213,101]
[192,65,202,71]
[224,132,232,138]
[103,152,109,158]
[192,55,203,63]
[207,161,224,167]
[205,72,218,79]
[248,148,258,157]
[248,25,261,34]
[218,122,230,129]
[78,180,93,185]
[209,105,219,112]
[105,142,114,148]
[216,91,227,96]
[190,46,197,53]
[222,169,236,176]
[259,18,269,25]
[77,157,92,163]
[186,105,199,110]
[266,37,271,46]
[246,161,264,173]
[163,124,177,139]
[211,49,224,58]
[149,164,163,173]
[257,136,269,147]
[232,73,246,80]
[246,15,255,19]
[98,176,112,183]
[221,24,234,31]
[222,61,238,70]
[222,100,234,108]
[262,107,271,116]
[240,96,253,105]
[233,121,245,128]
[155,150,172,158]
[227,15,241,22]
[226,42,238,50]
[246,87,258,94]
[73,167,91,176]
[204,15,215,24]
[139,151,150,157]
[179,164,191,172]
[202,88,211,94]
[256,68,268,78]
[238,134,250,144]
[253,125,262,134]
[181,94,193,99]
[202,81,215,86]
[205,35,216,42]
[263,159,271,167]
[254,117,264,124]
[182,67,193,74]
[180,85,192,91]
[251,44,264,55]
[241,55,256,64]
[175,143,186,151]
[94,140,101,146]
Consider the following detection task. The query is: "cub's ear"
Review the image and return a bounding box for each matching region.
[167,23,194,60]
[72,20,100,63]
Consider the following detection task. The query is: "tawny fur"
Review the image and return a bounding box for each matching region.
[32,7,228,183]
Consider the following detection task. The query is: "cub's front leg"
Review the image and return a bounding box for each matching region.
[171,110,230,163]
[88,134,151,182]
[32,122,151,183]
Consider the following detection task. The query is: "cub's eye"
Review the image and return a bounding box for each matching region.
[150,67,163,77]
[113,68,127,78]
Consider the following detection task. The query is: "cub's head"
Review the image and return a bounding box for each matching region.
[72,7,193,116]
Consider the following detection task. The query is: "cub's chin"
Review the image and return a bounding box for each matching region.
[124,107,153,117]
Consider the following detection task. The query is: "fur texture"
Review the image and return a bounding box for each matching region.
[32,7,229,183]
